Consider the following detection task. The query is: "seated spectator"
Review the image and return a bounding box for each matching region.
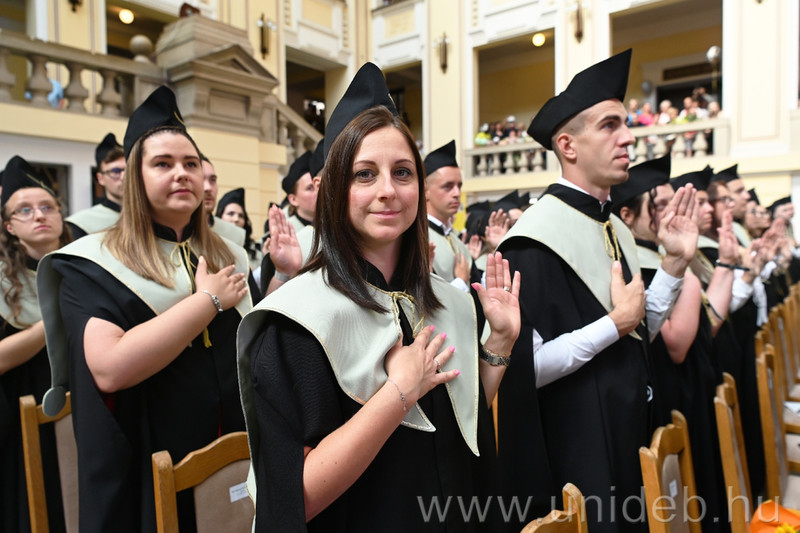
[638,101,655,126]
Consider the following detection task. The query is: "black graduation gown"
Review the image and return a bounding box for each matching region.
[0,258,65,533]
[497,184,650,533]
[698,245,765,497]
[640,245,728,533]
[52,223,253,533]
[65,196,121,240]
[249,261,502,532]
[258,214,312,298]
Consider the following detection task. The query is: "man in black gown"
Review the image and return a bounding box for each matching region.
[496,49,697,533]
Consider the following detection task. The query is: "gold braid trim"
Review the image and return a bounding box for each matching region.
[170,240,212,348]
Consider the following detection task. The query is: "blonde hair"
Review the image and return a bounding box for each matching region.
[104,127,235,287]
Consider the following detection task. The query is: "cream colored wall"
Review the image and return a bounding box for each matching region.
[478,60,554,129]
[425,0,464,152]
[620,26,722,103]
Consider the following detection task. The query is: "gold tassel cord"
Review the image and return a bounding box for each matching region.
[390,291,425,337]
[170,240,213,348]
[603,220,622,261]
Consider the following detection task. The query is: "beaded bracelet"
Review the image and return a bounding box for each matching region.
[200,289,223,313]
[386,378,408,412]
[480,345,511,366]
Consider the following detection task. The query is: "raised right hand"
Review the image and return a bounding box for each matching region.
[268,205,303,277]
[608,261,645,337]
[384,325,460,407]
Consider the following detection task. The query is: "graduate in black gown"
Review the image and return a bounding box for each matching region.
[237,62,521,532]
[495,50,699,533]
[612,155,732,533]
[65,133,124,239]
[216,187,262,270]
[0,156,70,533]
[703,177,768,496]
[38,86,254,533]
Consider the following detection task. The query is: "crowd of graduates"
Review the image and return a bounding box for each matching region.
[0,46,798,533]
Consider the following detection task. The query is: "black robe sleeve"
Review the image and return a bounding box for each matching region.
[250,311,503,533]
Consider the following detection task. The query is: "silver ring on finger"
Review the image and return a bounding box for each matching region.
[435,359,442,373]
[503,286,511,292]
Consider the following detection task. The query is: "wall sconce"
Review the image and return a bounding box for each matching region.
[573,1,585,43]
[68,0,81,11]
[706,45,721,93]
[435,32,450,73]
[257,14,276,59]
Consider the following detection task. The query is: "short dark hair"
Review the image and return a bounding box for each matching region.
[302,106,441,315]
[100,147,125,166]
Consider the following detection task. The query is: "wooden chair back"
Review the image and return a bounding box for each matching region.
[19,392,78,533]
[520,483,587,533]
[756,346,792,501]
[639,410,702,533]
[714,373,752,533]
[152,431,253,533]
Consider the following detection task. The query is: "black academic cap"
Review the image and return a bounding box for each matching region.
[0,170,4,186]
[215,187,245,218]
[123,85,186,159]
[424,140,458,176]
[671,165,713,192]
[528,49,632,150]
[610,154,671,211]
[465,201,490,238]
[492,190,521,214]
[95,133,123,167]
[713,164,739,184]
[1,155,56,207]
[748,188,760,206]
[282,151,312,194]
[769,196,792,215]
[323,62,398,161]
[517,192,531,208]
[309,140,325,178]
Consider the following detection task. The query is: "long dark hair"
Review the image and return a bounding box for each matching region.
[302,106,441,316]
[0,191,72,326]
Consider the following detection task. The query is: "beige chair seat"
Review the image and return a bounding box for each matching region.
[785,405,800,434]
[788,383,800,402]
[782,474,800,509]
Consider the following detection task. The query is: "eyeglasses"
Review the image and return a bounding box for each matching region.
[10,204,59,221]
[749,209,769,217]
[713,196,734,205]
[100,167,125,180]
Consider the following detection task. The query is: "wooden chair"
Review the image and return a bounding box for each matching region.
[639,410,702,533]
[714,373,752,533]
[755,347,800,508]
[152,431,253,533]
[520,483,587,533]
[19,392,78,533]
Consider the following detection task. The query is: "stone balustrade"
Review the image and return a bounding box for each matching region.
[463,117,731,179]
[0,28,164,116]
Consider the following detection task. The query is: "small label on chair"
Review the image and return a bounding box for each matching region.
[229,482,248,503]
[669,480,678,498]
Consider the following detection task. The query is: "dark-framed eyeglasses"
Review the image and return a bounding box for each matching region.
[10,204,59,221]
[100,167,125,180]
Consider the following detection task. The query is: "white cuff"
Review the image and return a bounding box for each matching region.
[533,316,619,388]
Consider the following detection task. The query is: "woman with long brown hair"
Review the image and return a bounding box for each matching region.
[0,155,70,533]
[38,86,254,532]
[238,63,521,531]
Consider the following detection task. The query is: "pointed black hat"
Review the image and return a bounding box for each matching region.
[1,155,57,207]
[713,164,739,184]
[323,63,398,161]
[424,140,458,176]
[215,187,246,218]
[670,165,713,192]
[123,85,186,159]
[529,49,632,150]
[309,140,325,178]
[282,151,312,194]
[95,133,123,167]
[611,154,671,211]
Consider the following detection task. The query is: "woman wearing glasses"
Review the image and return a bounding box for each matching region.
[0,155,71,532]
[38,87,254,532]
[65,133,126,238]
